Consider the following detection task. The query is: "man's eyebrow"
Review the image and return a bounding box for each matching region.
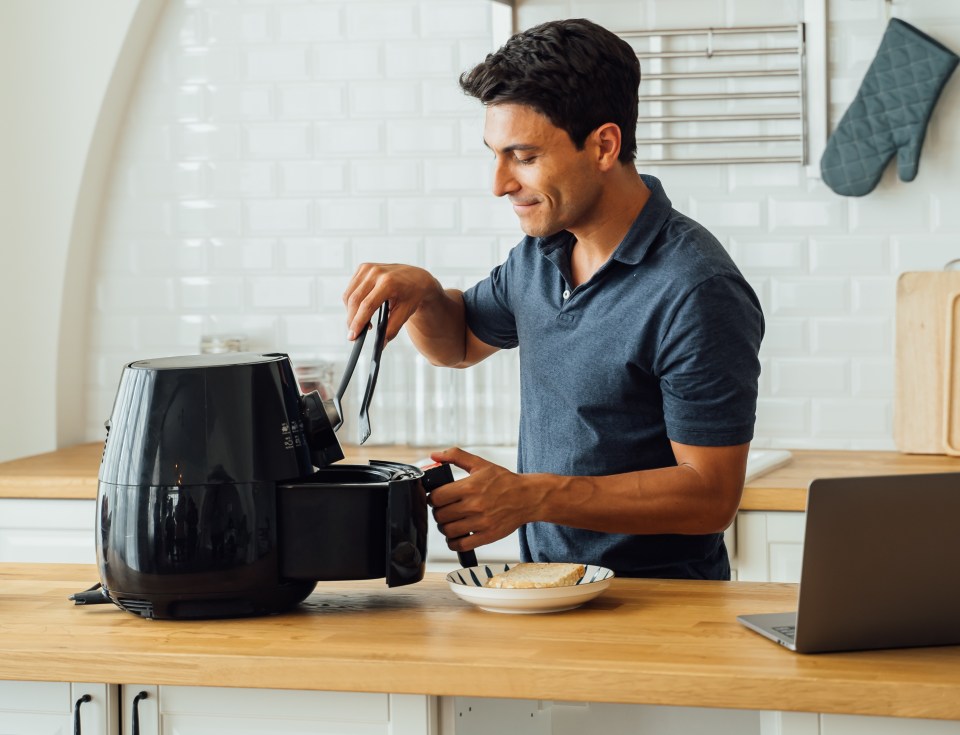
[481,140,541,154]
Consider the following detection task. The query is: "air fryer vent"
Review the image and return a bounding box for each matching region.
[116,597,155,619]
[169,598,254,619]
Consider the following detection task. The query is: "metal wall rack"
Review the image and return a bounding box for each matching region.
[623,24,808,166]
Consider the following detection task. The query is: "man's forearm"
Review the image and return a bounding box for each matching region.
[524,463,743,536]
[405,287,470,367]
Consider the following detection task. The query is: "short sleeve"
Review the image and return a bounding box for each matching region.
[655,275,764,446]
[462,256,521,350]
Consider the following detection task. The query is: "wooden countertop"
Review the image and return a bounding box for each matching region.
[738,449,960,511]
[1,563,959,719]
[2,442,959,511]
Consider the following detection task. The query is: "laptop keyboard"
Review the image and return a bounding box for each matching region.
[773,625,797,640]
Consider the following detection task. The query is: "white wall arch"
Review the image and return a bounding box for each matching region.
[0,0,164,460]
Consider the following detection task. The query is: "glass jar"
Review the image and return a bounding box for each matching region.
[199,334,248,355]
[294,360,336,401]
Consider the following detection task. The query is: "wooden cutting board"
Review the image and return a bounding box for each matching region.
[894,271,960,454]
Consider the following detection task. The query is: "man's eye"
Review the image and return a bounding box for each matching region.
[515,155,537,165]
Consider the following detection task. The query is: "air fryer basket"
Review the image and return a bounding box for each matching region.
[278,462,428,587]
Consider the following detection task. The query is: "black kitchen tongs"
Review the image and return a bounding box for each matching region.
[333,304,478,568]
[333,301,389,445]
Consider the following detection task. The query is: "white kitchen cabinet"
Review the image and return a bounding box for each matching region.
[0,680,434,735]
[759,711,820,735]
[734,511,806,583]
[5,682,960,735]
[0,681,116,735]
[0,499,96,564]
[820,714,960,735]
[444,700,960,735]
[445,698,769,735]
[120,685,436,735]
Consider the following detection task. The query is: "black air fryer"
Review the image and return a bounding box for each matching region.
[94,306,456,620]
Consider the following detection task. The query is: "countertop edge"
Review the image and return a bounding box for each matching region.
[2,565,960,720]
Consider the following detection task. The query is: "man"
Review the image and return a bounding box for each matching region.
[343,18,764,579]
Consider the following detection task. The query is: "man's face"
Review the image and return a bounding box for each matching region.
[483,103,601,238]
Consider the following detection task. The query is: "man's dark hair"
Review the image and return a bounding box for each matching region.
[459,18,641,163]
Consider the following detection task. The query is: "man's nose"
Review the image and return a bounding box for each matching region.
[491,159,518,198]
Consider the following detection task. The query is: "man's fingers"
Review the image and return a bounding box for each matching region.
[343,269,379,339]
[446,532,480,552]
[430,447,486,474]
[342,264,371,307]
[353,290,385,338]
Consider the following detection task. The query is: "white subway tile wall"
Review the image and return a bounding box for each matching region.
[87,0,960,450]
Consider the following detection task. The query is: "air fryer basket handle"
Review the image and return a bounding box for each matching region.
[422,463,478,569]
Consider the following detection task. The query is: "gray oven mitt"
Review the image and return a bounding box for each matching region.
[820,18,958,197]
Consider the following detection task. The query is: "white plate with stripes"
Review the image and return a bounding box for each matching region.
[445,564,614,614]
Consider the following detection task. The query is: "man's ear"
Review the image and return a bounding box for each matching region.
[593,123,623,170]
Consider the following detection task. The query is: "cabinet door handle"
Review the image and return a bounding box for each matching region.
[132,690,149,735]
[73,694,92,735]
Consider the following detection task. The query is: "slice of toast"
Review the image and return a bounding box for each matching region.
[484,562,586,589]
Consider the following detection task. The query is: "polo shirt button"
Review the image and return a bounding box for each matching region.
[562,289,571,299]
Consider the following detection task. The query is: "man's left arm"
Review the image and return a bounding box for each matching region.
[429,442,748,551]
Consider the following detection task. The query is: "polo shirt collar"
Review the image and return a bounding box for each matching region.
[535,174,672,266]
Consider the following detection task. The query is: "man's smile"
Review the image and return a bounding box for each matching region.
[510,198,540,211]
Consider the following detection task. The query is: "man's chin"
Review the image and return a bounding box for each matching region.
[517,219,562,239]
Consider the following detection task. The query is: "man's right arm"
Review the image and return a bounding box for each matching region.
[342,263,499,368]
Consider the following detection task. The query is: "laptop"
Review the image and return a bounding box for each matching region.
[737,472,960,654]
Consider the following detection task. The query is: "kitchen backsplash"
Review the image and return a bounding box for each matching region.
[86,0,960,450]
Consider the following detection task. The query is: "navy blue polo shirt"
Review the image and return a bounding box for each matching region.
[462,175,764,580]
